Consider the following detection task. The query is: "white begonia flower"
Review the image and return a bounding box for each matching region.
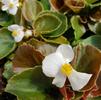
[42,44,92,91]
[8,24,24,42]
[1,0,19,15]
[24,30,32,38]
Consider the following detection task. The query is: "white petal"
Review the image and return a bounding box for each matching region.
[1,5,9,11]
[8,24,23,31]
[52,71,66,88]
[14,31,24,42]
[13,0,19,5]
[42,52,64,77]
[9,7,18,15]
[1,0,10,5]
[68,69,92,91]
[56,44,74,63]
[24,30,32,38]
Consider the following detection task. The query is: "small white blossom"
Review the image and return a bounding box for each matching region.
[24,30,32,38]
[1,0,19,15]
[42,44,92,91]
[8,24,24,42]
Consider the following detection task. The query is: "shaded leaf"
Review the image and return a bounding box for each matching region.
[22,0,43,22]
[72,44,101,91]
[5,67,62,100]
[71,16,86,40]
[13,44,44,72]
[90,8,101,22]
[0,11,13,26]
[83,35,101,50]
[0,28,16,60]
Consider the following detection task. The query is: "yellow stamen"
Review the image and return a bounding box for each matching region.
[61,64,73,76]
[12,30,18,37]
[9,3,14,8]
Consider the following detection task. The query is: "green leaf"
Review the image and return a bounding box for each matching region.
[0,11,13,26]
[71,16,86,40]
[83,35,101,50]
[22,0,43,22]
[41,36,69,44]
[3,61,14,79]
[72,44,101,91]
[33,12,62,36]
[0,28,16,59]
[5,67,62,100]
[34,11,68,37]
[43,12,68,37]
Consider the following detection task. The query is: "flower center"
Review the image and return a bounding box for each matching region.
[12,30,18,37]
[61,64,73,76]
[9,3,14,8]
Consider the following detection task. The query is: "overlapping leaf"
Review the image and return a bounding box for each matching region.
[27,38,57,56]
[33,11,68,37]
[13,44,44,72]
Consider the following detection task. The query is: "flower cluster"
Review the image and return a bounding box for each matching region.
[0,0,101,100]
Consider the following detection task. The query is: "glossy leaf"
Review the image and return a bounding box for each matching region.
[83,35,101,50]
[71,16,86,40]
[13,44,44,72]
[22,0,43,22]
[5,67,62,100]
[72,44,101,91]
[0,29,16,59]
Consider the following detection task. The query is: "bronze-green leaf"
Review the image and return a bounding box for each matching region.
[72,44,101,91]
[13,44,44,72]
